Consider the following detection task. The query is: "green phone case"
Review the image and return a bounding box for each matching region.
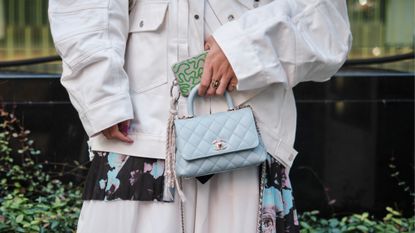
[171,52,208,97]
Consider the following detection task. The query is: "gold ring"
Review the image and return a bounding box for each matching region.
[211,80,220,89]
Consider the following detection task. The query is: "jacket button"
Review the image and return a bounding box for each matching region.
[227,14,235,21]
[139,20,144,27]
[194,14,199,20]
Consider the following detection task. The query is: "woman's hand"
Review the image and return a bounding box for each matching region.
[198,36,238,96]
[101,120,134,143]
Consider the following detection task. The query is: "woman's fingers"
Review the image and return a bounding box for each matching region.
[110,130,134,143]
[199,63,213,96]
[216,75,232,95]
[206,67,221,96]
[199,36,238,97]
[227,77,238,92]
[102,121,133,143]
[118,120,130,136]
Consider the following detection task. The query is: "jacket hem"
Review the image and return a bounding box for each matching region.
[257,122,298,168]
[88,132,167,159]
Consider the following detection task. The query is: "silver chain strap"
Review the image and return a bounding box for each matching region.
[180,178,186,233]
[256,162,266,233]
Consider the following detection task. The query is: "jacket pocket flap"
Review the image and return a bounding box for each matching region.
[129,2,168,32]
[174,108,260,161]
[237,0,254,9]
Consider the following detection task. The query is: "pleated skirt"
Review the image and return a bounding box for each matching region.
[77,151,300,233]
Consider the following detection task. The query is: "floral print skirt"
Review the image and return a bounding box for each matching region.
[82,151,166,201]
[82,151,300,233]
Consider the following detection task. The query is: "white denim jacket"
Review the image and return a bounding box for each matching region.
[48,0,352,168]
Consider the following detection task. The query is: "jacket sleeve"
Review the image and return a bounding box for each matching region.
[48,0,133,137]
[212,0,352,90]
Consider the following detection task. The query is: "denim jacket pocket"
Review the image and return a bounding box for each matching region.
[125,1,170,94]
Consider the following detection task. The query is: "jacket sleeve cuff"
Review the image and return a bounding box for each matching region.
[79,94,134,137]
[212,21,287,91]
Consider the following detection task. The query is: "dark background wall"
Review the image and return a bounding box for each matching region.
[291,68,414,217]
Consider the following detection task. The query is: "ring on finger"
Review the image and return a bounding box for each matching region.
[211,79,220,89]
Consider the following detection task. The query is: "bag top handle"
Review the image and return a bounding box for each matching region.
[187,84,235,117]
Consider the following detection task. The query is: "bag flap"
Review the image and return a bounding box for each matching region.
[174,107,260,161]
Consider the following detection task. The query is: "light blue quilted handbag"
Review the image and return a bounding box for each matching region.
[174,84,267,177]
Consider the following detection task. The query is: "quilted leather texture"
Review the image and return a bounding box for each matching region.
[175,107,267,177]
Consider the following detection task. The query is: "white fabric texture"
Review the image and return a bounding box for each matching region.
[77,166,259,233]
[48,0,352,169]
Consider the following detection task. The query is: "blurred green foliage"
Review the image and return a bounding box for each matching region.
[299,208,415,233]
[0,109,82,233]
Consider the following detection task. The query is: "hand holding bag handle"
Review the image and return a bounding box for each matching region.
[187,84,235,184]
[187,83,235,117]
